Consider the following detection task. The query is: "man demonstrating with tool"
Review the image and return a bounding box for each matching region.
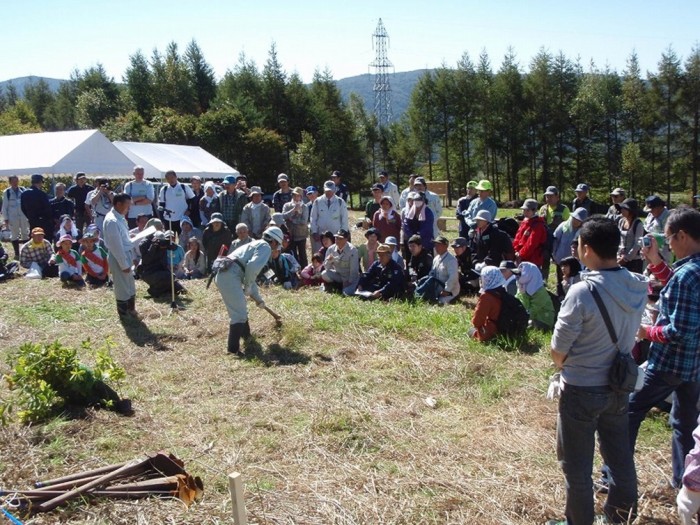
[103,194,139,318]
[213,226,283,355]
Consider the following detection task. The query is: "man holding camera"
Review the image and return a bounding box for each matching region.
[86,178,114,233]
[158,170,195,236]
[138,230,186,298]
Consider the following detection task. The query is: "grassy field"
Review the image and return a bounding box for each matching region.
[0,219,678,524]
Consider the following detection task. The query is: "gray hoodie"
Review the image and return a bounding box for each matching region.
[551,267,647,387]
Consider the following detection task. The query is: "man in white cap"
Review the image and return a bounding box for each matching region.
[213,226,281,355]
[378,170,401,206]
[462,179,498,234]
[321,228,359,295]
[606,187,626,222]
[310,180,349,246]
[2,175,29,260]
[240,186,271,239]
[123,165,155,229]
[272,173,293,212]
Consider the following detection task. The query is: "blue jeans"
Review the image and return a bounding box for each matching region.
[628,368,700,488]
[558,384,637,524]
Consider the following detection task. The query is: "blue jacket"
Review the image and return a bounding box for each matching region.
[358,258,406,299]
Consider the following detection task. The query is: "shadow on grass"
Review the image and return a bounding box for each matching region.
[492,334,544,354]
[241,337,310,366]
[119,316,185,351]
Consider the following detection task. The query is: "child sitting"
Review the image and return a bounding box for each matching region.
[51,234,85,287]
[300,253,324,287]
[79,231,109,287]
[180,237,206,279]
[0,244,19,281]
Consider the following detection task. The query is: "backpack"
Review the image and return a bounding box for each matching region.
[490,288,529,337]
[414,271,445,302]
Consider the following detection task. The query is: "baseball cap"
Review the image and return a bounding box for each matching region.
[544,186,559,196]
[466,180,478,189]
[334,228,350,239]
[610,187,626,196]
[305,185,318,195]
[571,207,589,222]
[434,235,449,245]
[277,173,289,182]
[475,180,492,191]
[475,210,493,223]
[323,180,336,192]
[644,195,664,211]
[520,199,539,211]
[371,183,383,191]
[451,237,468,248]
[575,183,590,193]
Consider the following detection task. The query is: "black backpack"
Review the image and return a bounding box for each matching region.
[489,288,529,337]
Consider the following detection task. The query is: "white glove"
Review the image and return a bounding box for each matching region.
[678,485,700,525]
[546,372,562,400]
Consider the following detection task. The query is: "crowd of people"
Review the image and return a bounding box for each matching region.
[4,167,700,524]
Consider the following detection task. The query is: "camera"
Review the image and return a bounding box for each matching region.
[639,236,651,248]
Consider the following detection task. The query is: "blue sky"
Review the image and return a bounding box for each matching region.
[3,1,699,83]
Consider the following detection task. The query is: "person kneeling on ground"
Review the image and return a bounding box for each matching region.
[516,261,555,330]
[180,237,206,279]
[139,231,186,297]
[79,231,110,287]
[469,266,506,342]
[356,243,406,300]
[51,234,86,287]
[300,253,324,287]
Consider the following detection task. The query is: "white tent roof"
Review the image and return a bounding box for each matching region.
[113,141,239,181]
[0,129,135,178]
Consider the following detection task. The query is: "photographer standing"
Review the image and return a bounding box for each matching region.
[87,178,114,233]
[158,170,195,236]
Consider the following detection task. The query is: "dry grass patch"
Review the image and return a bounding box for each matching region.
[0,248,680,523]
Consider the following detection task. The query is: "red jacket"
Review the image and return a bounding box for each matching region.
[513,215,548,267]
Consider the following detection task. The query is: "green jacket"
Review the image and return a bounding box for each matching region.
[516,286,555,329]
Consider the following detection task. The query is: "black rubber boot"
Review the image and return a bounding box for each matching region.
[11,240,20,260]
[227,323,243,355]
[243,321,251,339]
[127,296,139,318]
[116,300,129,317]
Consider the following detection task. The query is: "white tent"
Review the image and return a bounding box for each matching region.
[113,141,239,181]
[0,129,134,178]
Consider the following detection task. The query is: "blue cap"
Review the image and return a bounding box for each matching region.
[305,185,318,195]
[223,175,238,185]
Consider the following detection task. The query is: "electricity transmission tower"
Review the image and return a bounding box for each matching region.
[369,18,393,127]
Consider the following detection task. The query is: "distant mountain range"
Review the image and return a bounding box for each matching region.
[0,69,431,121]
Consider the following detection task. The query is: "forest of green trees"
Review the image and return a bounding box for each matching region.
[1,40,699,207]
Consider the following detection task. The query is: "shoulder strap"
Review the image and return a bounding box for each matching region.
[585,280,621,351]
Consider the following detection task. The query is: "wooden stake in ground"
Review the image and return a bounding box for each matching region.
[228,472,247,525]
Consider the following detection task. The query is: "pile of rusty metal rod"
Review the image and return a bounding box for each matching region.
[0,451,203,513]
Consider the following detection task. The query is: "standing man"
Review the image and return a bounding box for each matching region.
[539,186,570,281]
[87,178,114,234]
[2,175,29,260]
[462,180,498,233]
[547,217,647,525]
[399,174,417,210]
[305,186,321,254]
[158,170,195,235]
[123,165,154,229]
[431,235,460,305]
[365,183,384,226]
[378,170,401,206]
[456,180,479,238]
[607,187,626,221]
[20,174,54,239]
[240,186,272,239]
[633,208,700,490]
[643,195,672,262]
[187,175,205,228]
[331,170,349,203]
[49,183,75,231]
[66,172,93,231]
[572,183,596,214]
[218,174,247,233]
[310,181,349,246]
[102,194,138,318]
[214,226,280,355]
[272,173,293,213]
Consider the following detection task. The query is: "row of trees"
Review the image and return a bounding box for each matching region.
[400,46,700,205]
[1,41,699,206]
